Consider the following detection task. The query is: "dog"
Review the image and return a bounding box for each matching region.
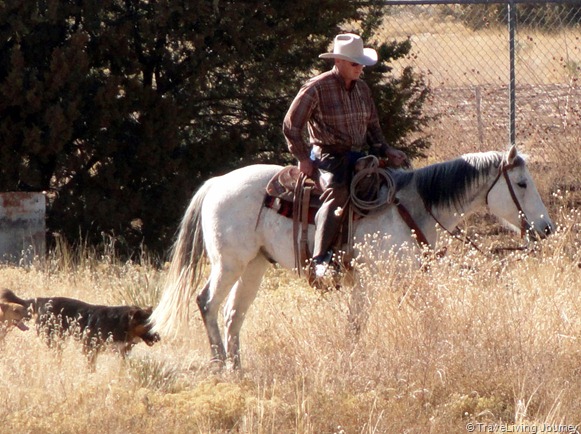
[0,289,160,367]
[0,300,29,340]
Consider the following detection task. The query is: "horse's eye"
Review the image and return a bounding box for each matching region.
[517,181,527,189]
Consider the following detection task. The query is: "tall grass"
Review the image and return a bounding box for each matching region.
[1,161,580,433]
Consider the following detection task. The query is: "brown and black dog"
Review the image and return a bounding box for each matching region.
[0,300,29,340]
[0,289,160,367]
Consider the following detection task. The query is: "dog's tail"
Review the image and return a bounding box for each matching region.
[149,178,215,338]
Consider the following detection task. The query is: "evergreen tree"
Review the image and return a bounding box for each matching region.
[0,0,431,258]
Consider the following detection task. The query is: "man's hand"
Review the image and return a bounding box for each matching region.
[298,159,315,177]
[385,148,407,167]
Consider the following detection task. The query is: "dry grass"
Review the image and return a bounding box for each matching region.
[384,7,581,86]
[0,215,578,433]
[2,14,581,434]
[2,158,581,433]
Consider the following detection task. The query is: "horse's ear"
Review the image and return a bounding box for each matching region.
[507,145,518,164]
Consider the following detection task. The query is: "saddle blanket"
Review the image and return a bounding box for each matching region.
[263,195,317,225]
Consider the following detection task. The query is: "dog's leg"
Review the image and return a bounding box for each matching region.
[222,254,269,370]
[117,342,133,360]
[38,313,62,350]
[82,335,100,372]
[86,348,98,372]
[37,323,54,348]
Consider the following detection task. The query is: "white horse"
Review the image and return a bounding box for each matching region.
[150,146,553,369]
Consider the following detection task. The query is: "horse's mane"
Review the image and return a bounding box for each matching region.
[394,150,525,212]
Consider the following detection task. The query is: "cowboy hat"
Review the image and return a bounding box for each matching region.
[319,33,378,66]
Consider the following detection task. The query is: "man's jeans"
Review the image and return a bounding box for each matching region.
[312,150,363,262]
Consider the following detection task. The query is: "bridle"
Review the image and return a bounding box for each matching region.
[484,159,533,239]
[398,158,535,257]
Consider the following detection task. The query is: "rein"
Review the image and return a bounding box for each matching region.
[395,200,430,248]
[424,206,487,255]
[292,172,314,277]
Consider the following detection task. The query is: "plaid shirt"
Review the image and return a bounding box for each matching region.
[283,66,388,162]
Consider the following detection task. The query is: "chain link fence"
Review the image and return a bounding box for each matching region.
[381,0,581,163]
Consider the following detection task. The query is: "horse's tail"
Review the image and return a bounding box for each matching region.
[150,178,214,338]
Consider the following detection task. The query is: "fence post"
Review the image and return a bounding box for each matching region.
[0,192,46,265]
[508,0,517,147]
[475,86,484,148]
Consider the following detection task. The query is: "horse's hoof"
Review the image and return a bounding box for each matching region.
[208,358,226,373]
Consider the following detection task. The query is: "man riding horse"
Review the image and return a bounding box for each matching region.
[283,33,407,280]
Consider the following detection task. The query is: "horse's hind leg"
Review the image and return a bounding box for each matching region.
[196,263,245,368]
[223,254,269,370]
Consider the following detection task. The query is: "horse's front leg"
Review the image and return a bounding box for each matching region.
[223,255,269,370]
[347,276,371,339]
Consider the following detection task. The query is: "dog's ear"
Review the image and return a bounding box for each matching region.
[0,288,16,302]
[0,304,6,314]
[128,307,148,324]
[127,307,138,321]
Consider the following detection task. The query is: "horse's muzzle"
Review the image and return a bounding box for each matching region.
[527,220,554,241]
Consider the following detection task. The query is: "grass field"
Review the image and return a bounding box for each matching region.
[2,193,581,433]
[2,13,581,434]
[2,146,580,433]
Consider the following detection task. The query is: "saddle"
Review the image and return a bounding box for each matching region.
[265,166,323,203]
[264,156,396,284]
[265,167,320,282]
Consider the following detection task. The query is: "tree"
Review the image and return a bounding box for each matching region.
[0,0,431,259]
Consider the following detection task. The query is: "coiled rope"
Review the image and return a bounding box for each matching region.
[349,155,396,214]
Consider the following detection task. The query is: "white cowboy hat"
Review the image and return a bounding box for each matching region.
[319,33,378,66]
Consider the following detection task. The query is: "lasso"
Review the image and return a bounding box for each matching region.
[349,155,396,214]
